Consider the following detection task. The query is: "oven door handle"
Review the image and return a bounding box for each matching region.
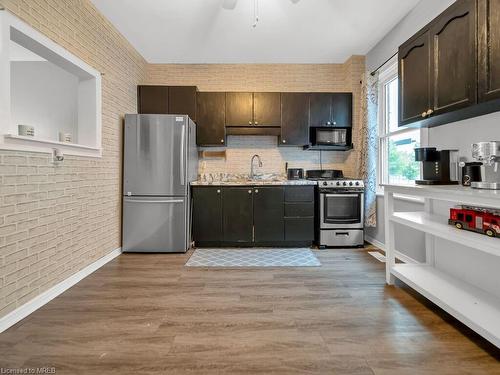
[323,194,360,198]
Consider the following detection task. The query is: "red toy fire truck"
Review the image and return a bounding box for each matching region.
[449,205,500,238]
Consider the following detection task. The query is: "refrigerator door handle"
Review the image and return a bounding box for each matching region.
[180,124,185,186]
[124,198,184,204]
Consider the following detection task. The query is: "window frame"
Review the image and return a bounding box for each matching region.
[377,56,424,192]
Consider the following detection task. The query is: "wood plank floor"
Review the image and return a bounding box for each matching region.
[0,246,499,374]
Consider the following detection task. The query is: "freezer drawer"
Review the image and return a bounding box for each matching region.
[319,229,364,247]
[123,196,188,253]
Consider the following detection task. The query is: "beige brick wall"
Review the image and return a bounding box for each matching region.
[0,0,147,318]
[146,57,366,177]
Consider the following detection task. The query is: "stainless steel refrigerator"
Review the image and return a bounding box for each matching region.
[122,114,198,253]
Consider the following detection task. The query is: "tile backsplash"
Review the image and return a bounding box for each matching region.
[199,136,358,178]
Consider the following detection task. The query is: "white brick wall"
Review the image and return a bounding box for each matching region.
[0,0,147,318]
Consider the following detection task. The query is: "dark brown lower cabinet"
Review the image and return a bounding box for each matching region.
[192,185,314,246]
[222,187,254,243]
[192,187,222,243]
[253,187,284,242]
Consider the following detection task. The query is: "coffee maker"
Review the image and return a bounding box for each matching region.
[471,141,500,190]
[414,148,459,185]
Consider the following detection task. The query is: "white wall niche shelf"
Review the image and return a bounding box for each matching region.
[383,183,500,349]
[0,10,102,157]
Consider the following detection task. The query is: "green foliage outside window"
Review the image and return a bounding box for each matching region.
[388,139,420,182]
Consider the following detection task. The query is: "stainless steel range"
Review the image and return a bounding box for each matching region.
[307,170,365,248]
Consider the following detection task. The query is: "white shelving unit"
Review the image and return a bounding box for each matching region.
[383,184,500,348]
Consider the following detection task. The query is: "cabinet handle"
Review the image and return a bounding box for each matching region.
[426,109,434,116]
[220,139,224,143]
[421,112,427,118]
[217,189,221,194]
[254,121,258,125]
[249,121,252,125]
[326,121,331,125]
[248,190,252,194]
[255,189,259,193]
[333,121,337,125]
[282,140,286,144]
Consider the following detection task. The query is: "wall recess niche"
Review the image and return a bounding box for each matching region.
[0,10,102,157]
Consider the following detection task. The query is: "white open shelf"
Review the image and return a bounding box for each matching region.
[383,183,500,348]
[392,264,500,348]
[5,134,100,151]
[390,211,500,257]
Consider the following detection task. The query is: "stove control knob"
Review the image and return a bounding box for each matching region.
[323,181,328,186]
[343,182,347,186]
[336,181,340,186]
[349,182,353,186]
[355,181,360,186]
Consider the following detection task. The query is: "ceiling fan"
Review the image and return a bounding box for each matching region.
[222,0,301,27]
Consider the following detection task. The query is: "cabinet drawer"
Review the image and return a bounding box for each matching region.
[284,202,314,217]
[284,217,314,241]
[284,186,314,202]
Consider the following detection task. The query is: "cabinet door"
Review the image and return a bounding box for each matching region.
[398,31,431,126]
[253,187,284,242]
[168,86,197,121]
[138,86,168,114]
[192,188,223,243]
[310,93,333,126]
[430,0,477,116]
[222,187,253,243]
[225,92,254,126]
[280,93,310,146]
[253,92,281,126]
[478,0,500,102]
[196,92,226,146]
[331,93,352,127]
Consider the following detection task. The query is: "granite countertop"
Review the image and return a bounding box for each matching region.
[191,173,317,186]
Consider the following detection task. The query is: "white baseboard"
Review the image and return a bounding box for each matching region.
[0,247,122,333]
[365,236,418,264]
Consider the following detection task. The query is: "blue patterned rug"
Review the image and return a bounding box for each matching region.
[185,248,321,267]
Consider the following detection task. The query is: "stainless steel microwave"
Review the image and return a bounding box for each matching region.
[311,127,349,146]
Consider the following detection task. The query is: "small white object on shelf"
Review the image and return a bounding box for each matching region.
[59,132,72,143]
[18,124,34,137]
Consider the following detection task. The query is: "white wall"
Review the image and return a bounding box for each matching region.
[10,60,79,142]
[366,0,500,297]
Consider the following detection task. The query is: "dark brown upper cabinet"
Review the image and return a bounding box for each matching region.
[399,30,432,126]
[168,86,197,121]
[280,93,310,146]
[196,92,226,146]
[398,0,500,128]
[429,0,477,116]
[225,92,254,126]
[332,93,353,127]
[310,93,333,127]
[138,85,169,114]
[226,92,281,127]
[253,92,281,126]
[310,93,352,127]
[478,0,500,102]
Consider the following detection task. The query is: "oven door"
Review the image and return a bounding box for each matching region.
[320,192,364,229]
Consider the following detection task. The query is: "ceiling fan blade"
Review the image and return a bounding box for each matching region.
[222,0,238,10]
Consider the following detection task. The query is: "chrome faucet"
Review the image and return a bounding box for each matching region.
[250,154,263,179]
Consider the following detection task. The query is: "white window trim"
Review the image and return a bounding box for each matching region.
[376,56,425,193]
[0,10,102,158]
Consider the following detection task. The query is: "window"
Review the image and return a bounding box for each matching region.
[378,59,420,186]
[0,10,102,157]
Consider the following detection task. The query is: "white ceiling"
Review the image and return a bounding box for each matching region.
[90,0,420,64]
